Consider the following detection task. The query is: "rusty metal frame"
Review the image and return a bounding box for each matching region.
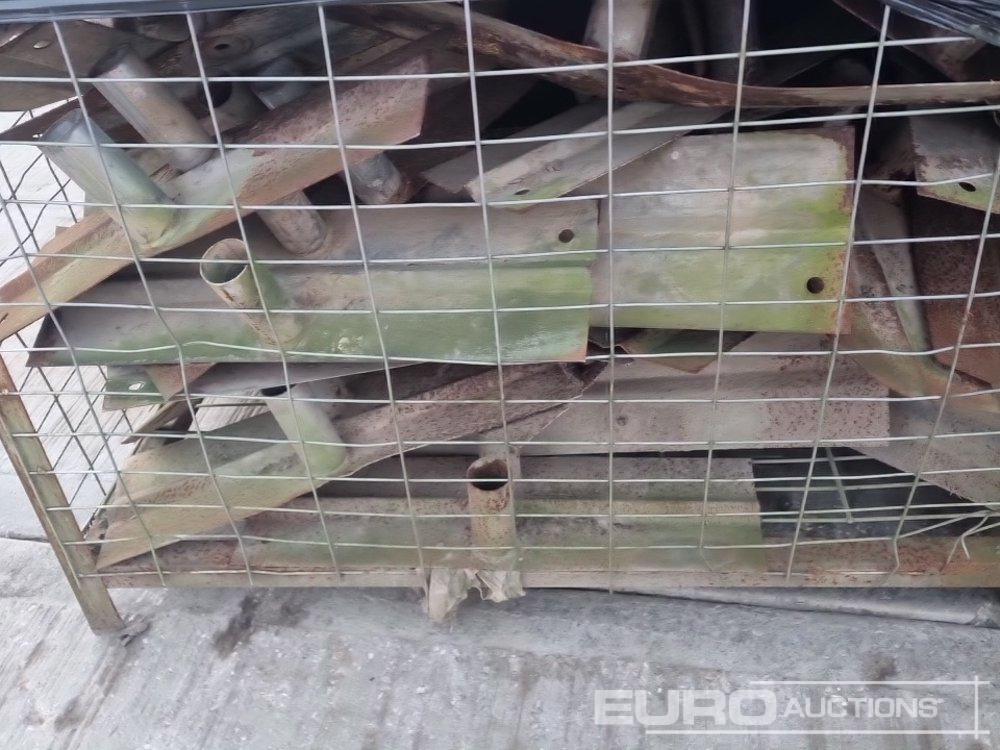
[0,358,123,632]
[3,1,1000,633]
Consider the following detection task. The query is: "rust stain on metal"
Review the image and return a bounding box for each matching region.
[0,53,430,342]
[912,198,1000,388]
[333,2,1000,108]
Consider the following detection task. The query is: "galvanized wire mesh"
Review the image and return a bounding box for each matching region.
[1,0,1000,627]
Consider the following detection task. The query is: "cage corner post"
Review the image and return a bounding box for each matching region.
[0,355,125,634]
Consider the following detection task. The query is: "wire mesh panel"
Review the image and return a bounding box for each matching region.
[2,0,1000,629]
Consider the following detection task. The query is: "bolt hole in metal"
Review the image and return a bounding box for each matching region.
[514,188,530,196]
[32,39,51,49]
[806,276,825,294]
[557,228,575,243]
[959,181,977,193]
[467,457,509,492]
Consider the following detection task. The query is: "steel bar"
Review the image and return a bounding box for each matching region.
[842,191,1000,413]
[702,0,760,84]
[28,200,598,366]
[911,197,1000,389]
[92,362,603,568]
[102,362,404,413]
[32,262,593,366]
[522,335,889,453]
[617,329,750,372]
[858,400,1000,508]
[835,0,985,80]
[911,113,1000,214]
[0,51,431,341]
[101,494,764,574]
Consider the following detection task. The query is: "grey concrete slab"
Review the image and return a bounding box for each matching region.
[2,538,999,750]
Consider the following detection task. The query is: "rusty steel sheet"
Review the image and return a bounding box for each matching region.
[858,400,1000,509]
[911,113,1000,214]
[841,192,1000,414]
[501,334,890,454]
[90,362,604,568]
[911,196,1000,390]
[96,454,766,576]
[0,51,431,342]
[98,532,1000,588]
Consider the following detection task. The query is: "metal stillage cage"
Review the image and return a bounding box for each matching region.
[2,0,1000,632]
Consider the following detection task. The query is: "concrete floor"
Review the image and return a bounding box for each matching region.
[1,535,998,749]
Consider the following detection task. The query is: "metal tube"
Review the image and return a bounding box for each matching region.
[200,238,304,348]
[258,191,330,257]
[93,46,213,172]
[1,50,431,341]
[347,154,411,205]
[39,109,174,244]
[249,58,331,255]
[253,57,411,206]
[467,456,518,564]
[266,382,348,478]
[250,57,312,109]
[584,0,662,61]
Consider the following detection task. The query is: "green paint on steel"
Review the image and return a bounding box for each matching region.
[101,264,593,365]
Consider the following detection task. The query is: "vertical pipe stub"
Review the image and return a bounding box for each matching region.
[467,456,517,563]
[200,238,304,348]
[39,109,174,244]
